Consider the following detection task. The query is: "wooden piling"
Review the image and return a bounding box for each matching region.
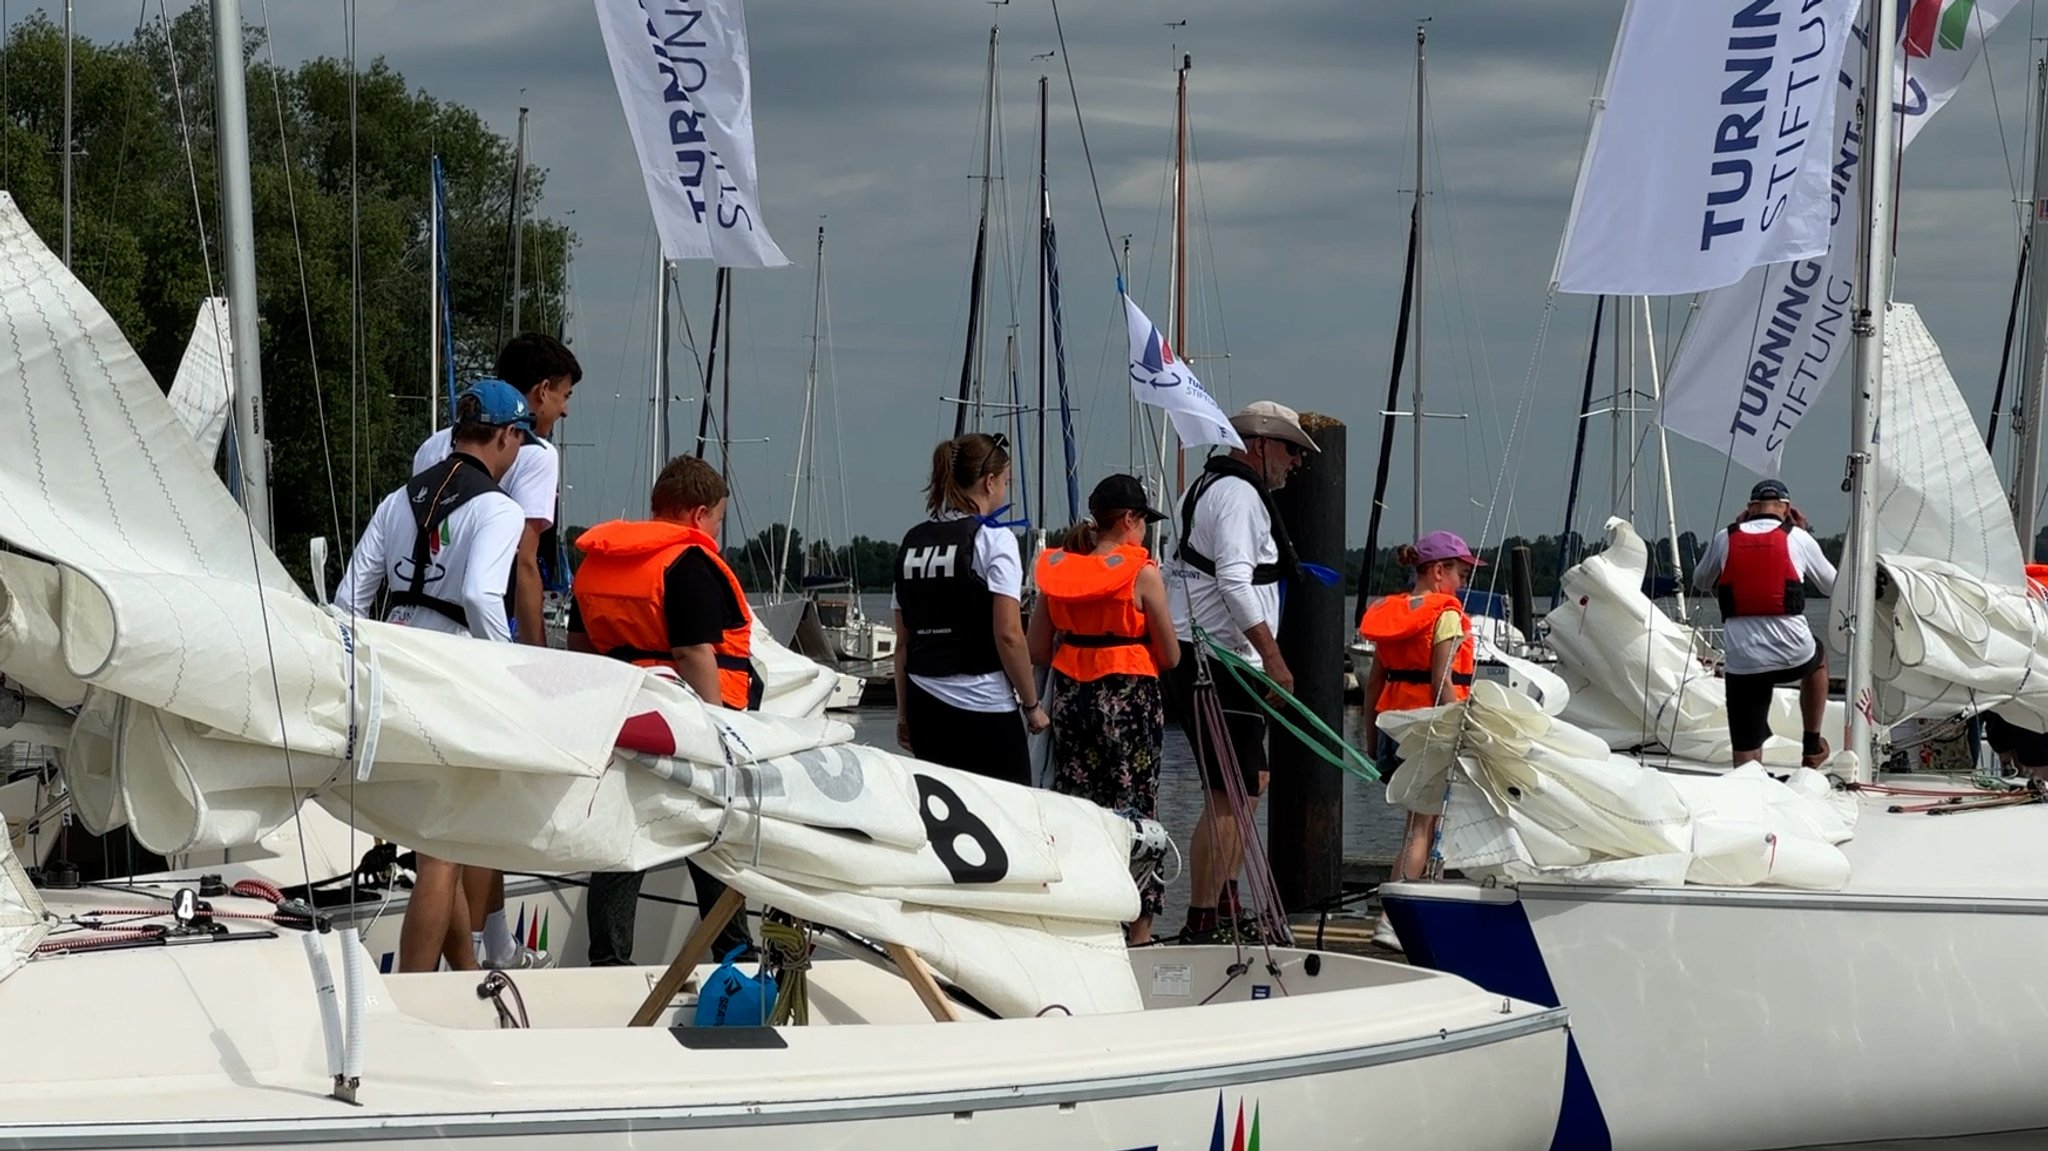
[1269,413,1346,911]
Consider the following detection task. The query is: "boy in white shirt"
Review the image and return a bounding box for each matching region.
[335,380,533,972]
[411,333,580,970]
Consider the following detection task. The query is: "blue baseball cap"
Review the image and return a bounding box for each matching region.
[457,379,538,441]
[1749,478,1790,502]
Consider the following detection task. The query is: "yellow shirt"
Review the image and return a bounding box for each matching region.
[1431,609,1465,646]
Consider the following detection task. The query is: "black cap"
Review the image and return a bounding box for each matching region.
[1088,473,1169,523]
[1749,479,1790,502]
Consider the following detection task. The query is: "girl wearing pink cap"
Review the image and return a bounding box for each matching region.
[1356,531,1482,951]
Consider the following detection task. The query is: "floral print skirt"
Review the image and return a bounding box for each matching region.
[1049,671,1166,919]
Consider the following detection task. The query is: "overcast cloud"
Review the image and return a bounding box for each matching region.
[29,1,2048,554]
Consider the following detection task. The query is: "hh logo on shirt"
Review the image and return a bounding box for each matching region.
[901,544,958,580]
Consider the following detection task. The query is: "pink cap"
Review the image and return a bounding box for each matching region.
[1414,530,1485,567]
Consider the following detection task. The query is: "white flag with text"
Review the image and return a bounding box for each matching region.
[594,0,789,267]
[1660,0,2016,475]
[1554,0,1859,296]
[1124,296,1242,451]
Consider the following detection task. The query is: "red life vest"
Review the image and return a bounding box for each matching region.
[1357,591,1474,712]
[1715,519,1805,619]
[2027,564,2048,600]
[1034,543,1159,681]
[572,520,759,710]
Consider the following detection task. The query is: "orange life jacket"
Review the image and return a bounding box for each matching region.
[1357,591,1474,712]
[572,520,759,710]
[1034,543,1159,681]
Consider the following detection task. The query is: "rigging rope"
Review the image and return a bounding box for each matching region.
[1193,628,1378,782]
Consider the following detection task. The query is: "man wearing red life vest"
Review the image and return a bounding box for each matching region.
[569,455,759,966]
[1692,479,1837,768]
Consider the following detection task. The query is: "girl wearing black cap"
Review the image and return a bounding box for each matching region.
[892,433,1047,784]
[1028,475,1181,943]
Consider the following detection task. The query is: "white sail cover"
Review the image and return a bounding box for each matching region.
[1548,519,1839,764]
[1383,680,1855,890]
[0,194,1138,1015]
[163,297,231,460]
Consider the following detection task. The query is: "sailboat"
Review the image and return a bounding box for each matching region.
[779,225,896,667]
[1380,2,2048,1147]
[0,4,1575,1147]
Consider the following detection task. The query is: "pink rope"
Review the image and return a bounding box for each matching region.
[1190,647,1293,946]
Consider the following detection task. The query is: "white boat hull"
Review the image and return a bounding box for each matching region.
[4,918,1568,1150]
[1384,787,2048,1150]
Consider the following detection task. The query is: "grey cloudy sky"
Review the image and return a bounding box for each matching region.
[34,1,2048,553]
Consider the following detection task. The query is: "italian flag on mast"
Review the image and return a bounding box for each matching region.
[1904,0,1975,57]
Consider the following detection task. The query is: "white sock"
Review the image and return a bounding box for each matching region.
[471,930,487,963]
[482,910,516,961]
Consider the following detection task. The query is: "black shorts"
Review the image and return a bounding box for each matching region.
[1165,640,1269,797]
[1724,645,1825,754]
[1984,713,2048,768]
[903,681,1031,787]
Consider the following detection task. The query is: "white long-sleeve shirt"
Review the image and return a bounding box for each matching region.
[1166,473,1282,667]
[334,484,525,643]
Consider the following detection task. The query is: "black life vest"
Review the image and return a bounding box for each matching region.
[894,515,1002,678]
[386,452,506,628]
[1715,518,1806,619]
[1174,456,1300,586]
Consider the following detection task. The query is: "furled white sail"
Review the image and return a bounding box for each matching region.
[0,830,45,985]
[1548,519,1838,764]
[163,297,232,460]
[1383,680,1855,890]
[1846,304,2046,728]
[0,193,1139,1016]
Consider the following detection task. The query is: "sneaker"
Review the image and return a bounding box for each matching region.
[483,945,553,970]
[1369,917,1403,953]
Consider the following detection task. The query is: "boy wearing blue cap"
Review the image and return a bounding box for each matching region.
[412,333,580,970]
[1693,479,1837,769]
[335,380,535,973]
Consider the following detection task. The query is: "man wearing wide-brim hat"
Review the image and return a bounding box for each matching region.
[1162,400,1315,940]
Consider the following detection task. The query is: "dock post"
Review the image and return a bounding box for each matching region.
[1268,413,1346,912]
[1509,545,1535,643]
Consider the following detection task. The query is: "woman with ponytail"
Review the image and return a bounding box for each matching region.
[1027,475,1180,943]
[891,432,1047,784]
[1356,530,1483,951]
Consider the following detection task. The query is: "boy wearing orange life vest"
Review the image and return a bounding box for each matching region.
[1358,531,1481,951]
[1691,479,1837,770]
[569,455,758,966]
[1027,474,1182,944]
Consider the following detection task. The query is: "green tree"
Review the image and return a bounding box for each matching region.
[4,11,574,591]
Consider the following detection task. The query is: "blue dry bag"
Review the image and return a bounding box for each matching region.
[694,945,778,1028]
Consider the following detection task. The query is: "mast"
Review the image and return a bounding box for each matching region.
[953,24,999,438]
[696,267,728,457]
[651,259,671,487]
[60,0,70,266]
[1555,296,1606,609]
[1843,0,1901,781]
[2012,56,2048,550]
[509,107,529,335]
[213,0,269,540]
[1410,25,1426,533]
[1356,168,1423,626]
[1171,53,1190,494]
[1036,73,1049,527]
[783,225,826,598]
[427,160,440,435]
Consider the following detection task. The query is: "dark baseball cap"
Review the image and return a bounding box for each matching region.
[1088,473,1168,523]
[1749,479,1790,502]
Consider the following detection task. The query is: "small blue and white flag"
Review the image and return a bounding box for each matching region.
[1123,294,1242,451]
